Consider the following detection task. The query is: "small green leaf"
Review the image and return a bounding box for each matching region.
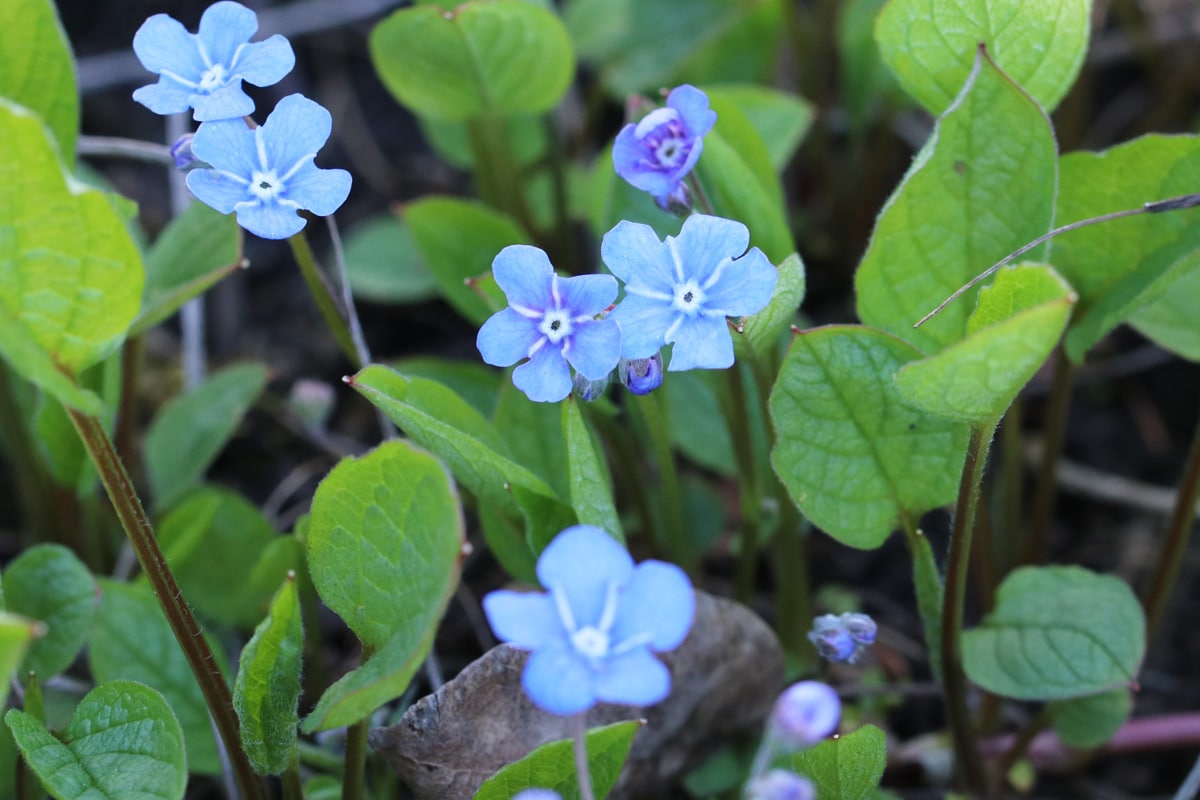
[0,613,39,708]
[370,1,574,121]
[854,50,1057,354]
[2,545,95,678]
[473,720,640,800]
[404,197,528,325]
[89,581,225,774]
[705,85,813,174]
[1048,688,1132,749]
[743,253,805,360]
[875,0,1090,116]
[0,0,78,163]
[144,362,269,510]
[234,576,303,775]
[563,398,621,539]
[1128,250,1200,362]
[962,566,1146,700]
[6,680,186,800]
[790,724,887,800]
[908,529,944,683]
[769,325,968,549]
[895,263,1076,424]
[342,215,436,304]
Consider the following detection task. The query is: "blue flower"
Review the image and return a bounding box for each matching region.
[185,94,352,240]
[745,770,816,800]
[477,247,621,403]
[513,791,562,800]
[767,681,841,749]
[808,612,877,664]
[613,85,716,209]
[483,525,694,715]
[132,1,295,121]
[602,215,777,371]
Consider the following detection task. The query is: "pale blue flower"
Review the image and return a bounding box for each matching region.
[483,525,694,715]
[477,247,621,403]
[809,612,877,663]
[602,215,777,371]
[513,791,562,800]
[132,1,295,121]
[186,94,351,240]
[767,682,841,749]
[613,85,716,209]
[745,769,815,800]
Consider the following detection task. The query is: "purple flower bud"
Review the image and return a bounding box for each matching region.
[654,181,692,216]
[808,612,877,663]
[842,612,878,645]
[619,353,664,395]
[745,769,816,800]
[572,370,611,401]
[170,133,196,169]
[808,625,857,663]
[768,681,841,749]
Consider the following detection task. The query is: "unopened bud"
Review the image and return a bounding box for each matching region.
[744,769,815,800]
[768,681,841,749]
[572,370,610,401]
[170,133,196,169]
[619,353,664,395]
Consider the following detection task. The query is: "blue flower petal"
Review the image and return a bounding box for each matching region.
[611,561,694,651]
[190,118,258,177]
[667,84,717,138]
[492,245,555,311]
[197,1,259,66]
[261,94,333,175]
[537,526,632,628]
[558,273,617,318]
[702,247,777,317]
[233,35,296,87]
[609,294,672,360]
[601,220,677,290]
[563,319,621,381]
[592,647,671,707]
[234,198,306,240]
[285,162,352,217]
[611,125,678,198]
[132,79,195,116]
[186,169,248,215]
[477,308,540,367]
[191,84,255,122]
[674,215,751,286]
[132,14,206,78]
[523,642,596,714]
[482,591,564,650]
[666,315,733,371]
[512,343,572,403]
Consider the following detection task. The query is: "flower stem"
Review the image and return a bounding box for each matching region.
[65,407,269,800]
[1021,347,1074,566]
[721,364,764,604]
[685,173,715,216]
[341,717,370,800]
[288,230,361,366]
[282,751,305,800]
[631,392,689,571]
[572,713,595,800]
[941,424,993,795]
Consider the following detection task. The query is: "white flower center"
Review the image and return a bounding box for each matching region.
[654,134,687,167]
[250,169,284,201]
[672,280,705,315]
[571,626,610,659]
[539,309,573,344]
[199,63,229,92]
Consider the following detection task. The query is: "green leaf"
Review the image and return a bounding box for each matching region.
[342,215,436,304]
[875,0,1090,116]
[0,613,39,708]
[962,566,1146,700]
[895,263,1076,424]
[1127,250,1200,361]
[0,304,102,414]
[838,0,898,134]
[34,394,92,492]
[144,362,269,510]
[583,144,682,244]
[743,253,806,360]
[0,0,78,163]
[404,197,528,325]
[2,545,95,678]
[1048,688,1132,749]
[790,724,887,800]
[705,85,813,174]
[854,50,1057,354]
[392,356,501,418]
[675,1,784,90]
[419,113,548,170]
[0,100,143,404]
[6,680,186,800]
[347,365,558,514]
[1049,135,1200,360]
[155,487,282,628]
[234,576,303,775]
[562,397,621,539]
[908,528,944,683]
[88,581,225,774]
[132,201,242,335]
[370,1,574,121]
[473,720,640,800]
[665,370,736,477]
[769,325,968,549]
[494,381,570,500]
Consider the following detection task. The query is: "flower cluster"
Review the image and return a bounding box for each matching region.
[482,525,694,715]
[613,85,716,212]
[132,1,350,239]
[808,612,878,664]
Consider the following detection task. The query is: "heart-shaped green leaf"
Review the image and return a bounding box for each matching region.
[790,724,887,800]
[0,0,78,163]
[2,544,95,678]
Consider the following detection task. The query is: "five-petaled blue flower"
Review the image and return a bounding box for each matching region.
[613,85,716,210]
[477,247,621,403]
[483,525,694,715]
[602,215,777,371]
[132,1,295,121]
[185,94,352,240]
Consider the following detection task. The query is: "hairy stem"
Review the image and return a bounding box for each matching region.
[342,715,370,800]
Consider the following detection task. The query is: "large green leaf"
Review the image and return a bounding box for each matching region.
[0,100,142,409]
[790,724,887,800]
[562,398,621,539]
[854,51,1056,354]
[895,263,1076,424]
[342,215,436,304]
[2,544,95,678]
[1127,251,1200,362]
[1048,688,1132,749]
[6,681,186,800]
[963,566,1145,700]
[875,0,1090,116]
[370,1,574,121]
[769,325,968,549]
[0,0,78,163]
[473,720,640,800]
[493,381,570,500]
[143,362,269,510]
[234,576,303,775]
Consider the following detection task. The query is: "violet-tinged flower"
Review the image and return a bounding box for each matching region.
[132,1,295,121]
[170,134,196,169]
[745,770,816,800]
[618,354,663,395]
[767,681,841,749]
[602,215,777,371]
[483,525,694,715]
[808,612,877,663]
[613,85,716,209]
[477,247,621,403]
[186,94,352,240]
